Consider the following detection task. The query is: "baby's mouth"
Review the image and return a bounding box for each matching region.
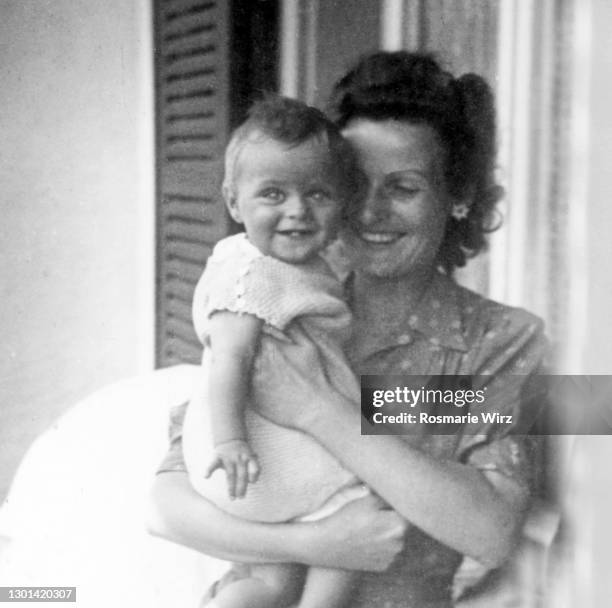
[276,229,316,237]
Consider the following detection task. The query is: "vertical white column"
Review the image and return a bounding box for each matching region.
[490,0,535,307]
[280,1,300,98]
[563,0,590,374]
[279,0,318,103]
[488,0,516,303]
[380,0,404,50]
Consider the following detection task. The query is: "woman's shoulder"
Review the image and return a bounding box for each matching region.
[444,279,548,373]
[451,279,544,337]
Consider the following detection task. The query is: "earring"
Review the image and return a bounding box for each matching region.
[451,202,470,221]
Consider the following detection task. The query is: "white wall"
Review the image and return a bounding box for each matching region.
[0,0,154,500]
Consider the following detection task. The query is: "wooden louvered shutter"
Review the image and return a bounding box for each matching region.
[154,0,231,367]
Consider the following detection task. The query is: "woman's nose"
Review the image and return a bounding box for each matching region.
[359,183,389,226]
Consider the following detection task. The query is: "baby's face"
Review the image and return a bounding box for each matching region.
[227,136,344,264]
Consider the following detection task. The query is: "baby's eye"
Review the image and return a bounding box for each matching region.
[259,188,285,203]
[308,189,335,204]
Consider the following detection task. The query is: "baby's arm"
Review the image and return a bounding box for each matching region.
[203,310,263,499]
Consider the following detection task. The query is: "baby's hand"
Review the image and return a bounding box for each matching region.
[205,439,260,499]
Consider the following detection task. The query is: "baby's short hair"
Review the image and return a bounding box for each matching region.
[223,94,360,209]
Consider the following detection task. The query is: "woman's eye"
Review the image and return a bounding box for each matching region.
[260,189,284,203]
[387,183,421,200]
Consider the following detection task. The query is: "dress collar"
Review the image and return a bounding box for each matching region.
[348,270,469,359]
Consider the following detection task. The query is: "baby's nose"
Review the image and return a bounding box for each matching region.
[285,194,310,218]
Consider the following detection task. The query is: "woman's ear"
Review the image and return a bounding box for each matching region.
[223,185,242,224]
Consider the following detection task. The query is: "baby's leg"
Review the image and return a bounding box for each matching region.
[297,567,358,608]
[206,563,305,608]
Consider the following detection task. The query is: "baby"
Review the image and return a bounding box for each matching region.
[182,95,367,608]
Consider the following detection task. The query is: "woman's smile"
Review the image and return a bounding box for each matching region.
[354,229,407,245]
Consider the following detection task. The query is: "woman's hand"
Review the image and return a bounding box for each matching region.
[301,494,407,572]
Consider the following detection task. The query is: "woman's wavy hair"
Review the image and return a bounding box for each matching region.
[328,51,503,273]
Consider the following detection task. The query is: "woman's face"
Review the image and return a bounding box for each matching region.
[341,119,453,279]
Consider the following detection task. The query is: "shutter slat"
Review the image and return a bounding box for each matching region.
[162,0,216,23]
[166,109,215,123]
[162,196,224,228]
[163,338,202,365]
[164,72,219,99]
[165,239,212,265]
[164,21,216,44]
[165,331,201,356]
[162,96,218,125]
[164,80,216,101]
[161,49,218,75]
[166,300,196,329]
[165,66,216,85]
[163,27,217,56]
[165,116,216,138]
[161,160,224,193]
[164,137,217,159]
[164,218,223,246]
[162,195,216,219]
[164,43,217,68]
[165,257,207,284]
[164,277,196,303]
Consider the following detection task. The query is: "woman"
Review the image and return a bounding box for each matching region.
[149,52,546,607]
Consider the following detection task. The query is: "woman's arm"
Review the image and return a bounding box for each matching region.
[252,335,529,568]
[148,472,406,571]
[308,399,528,567]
